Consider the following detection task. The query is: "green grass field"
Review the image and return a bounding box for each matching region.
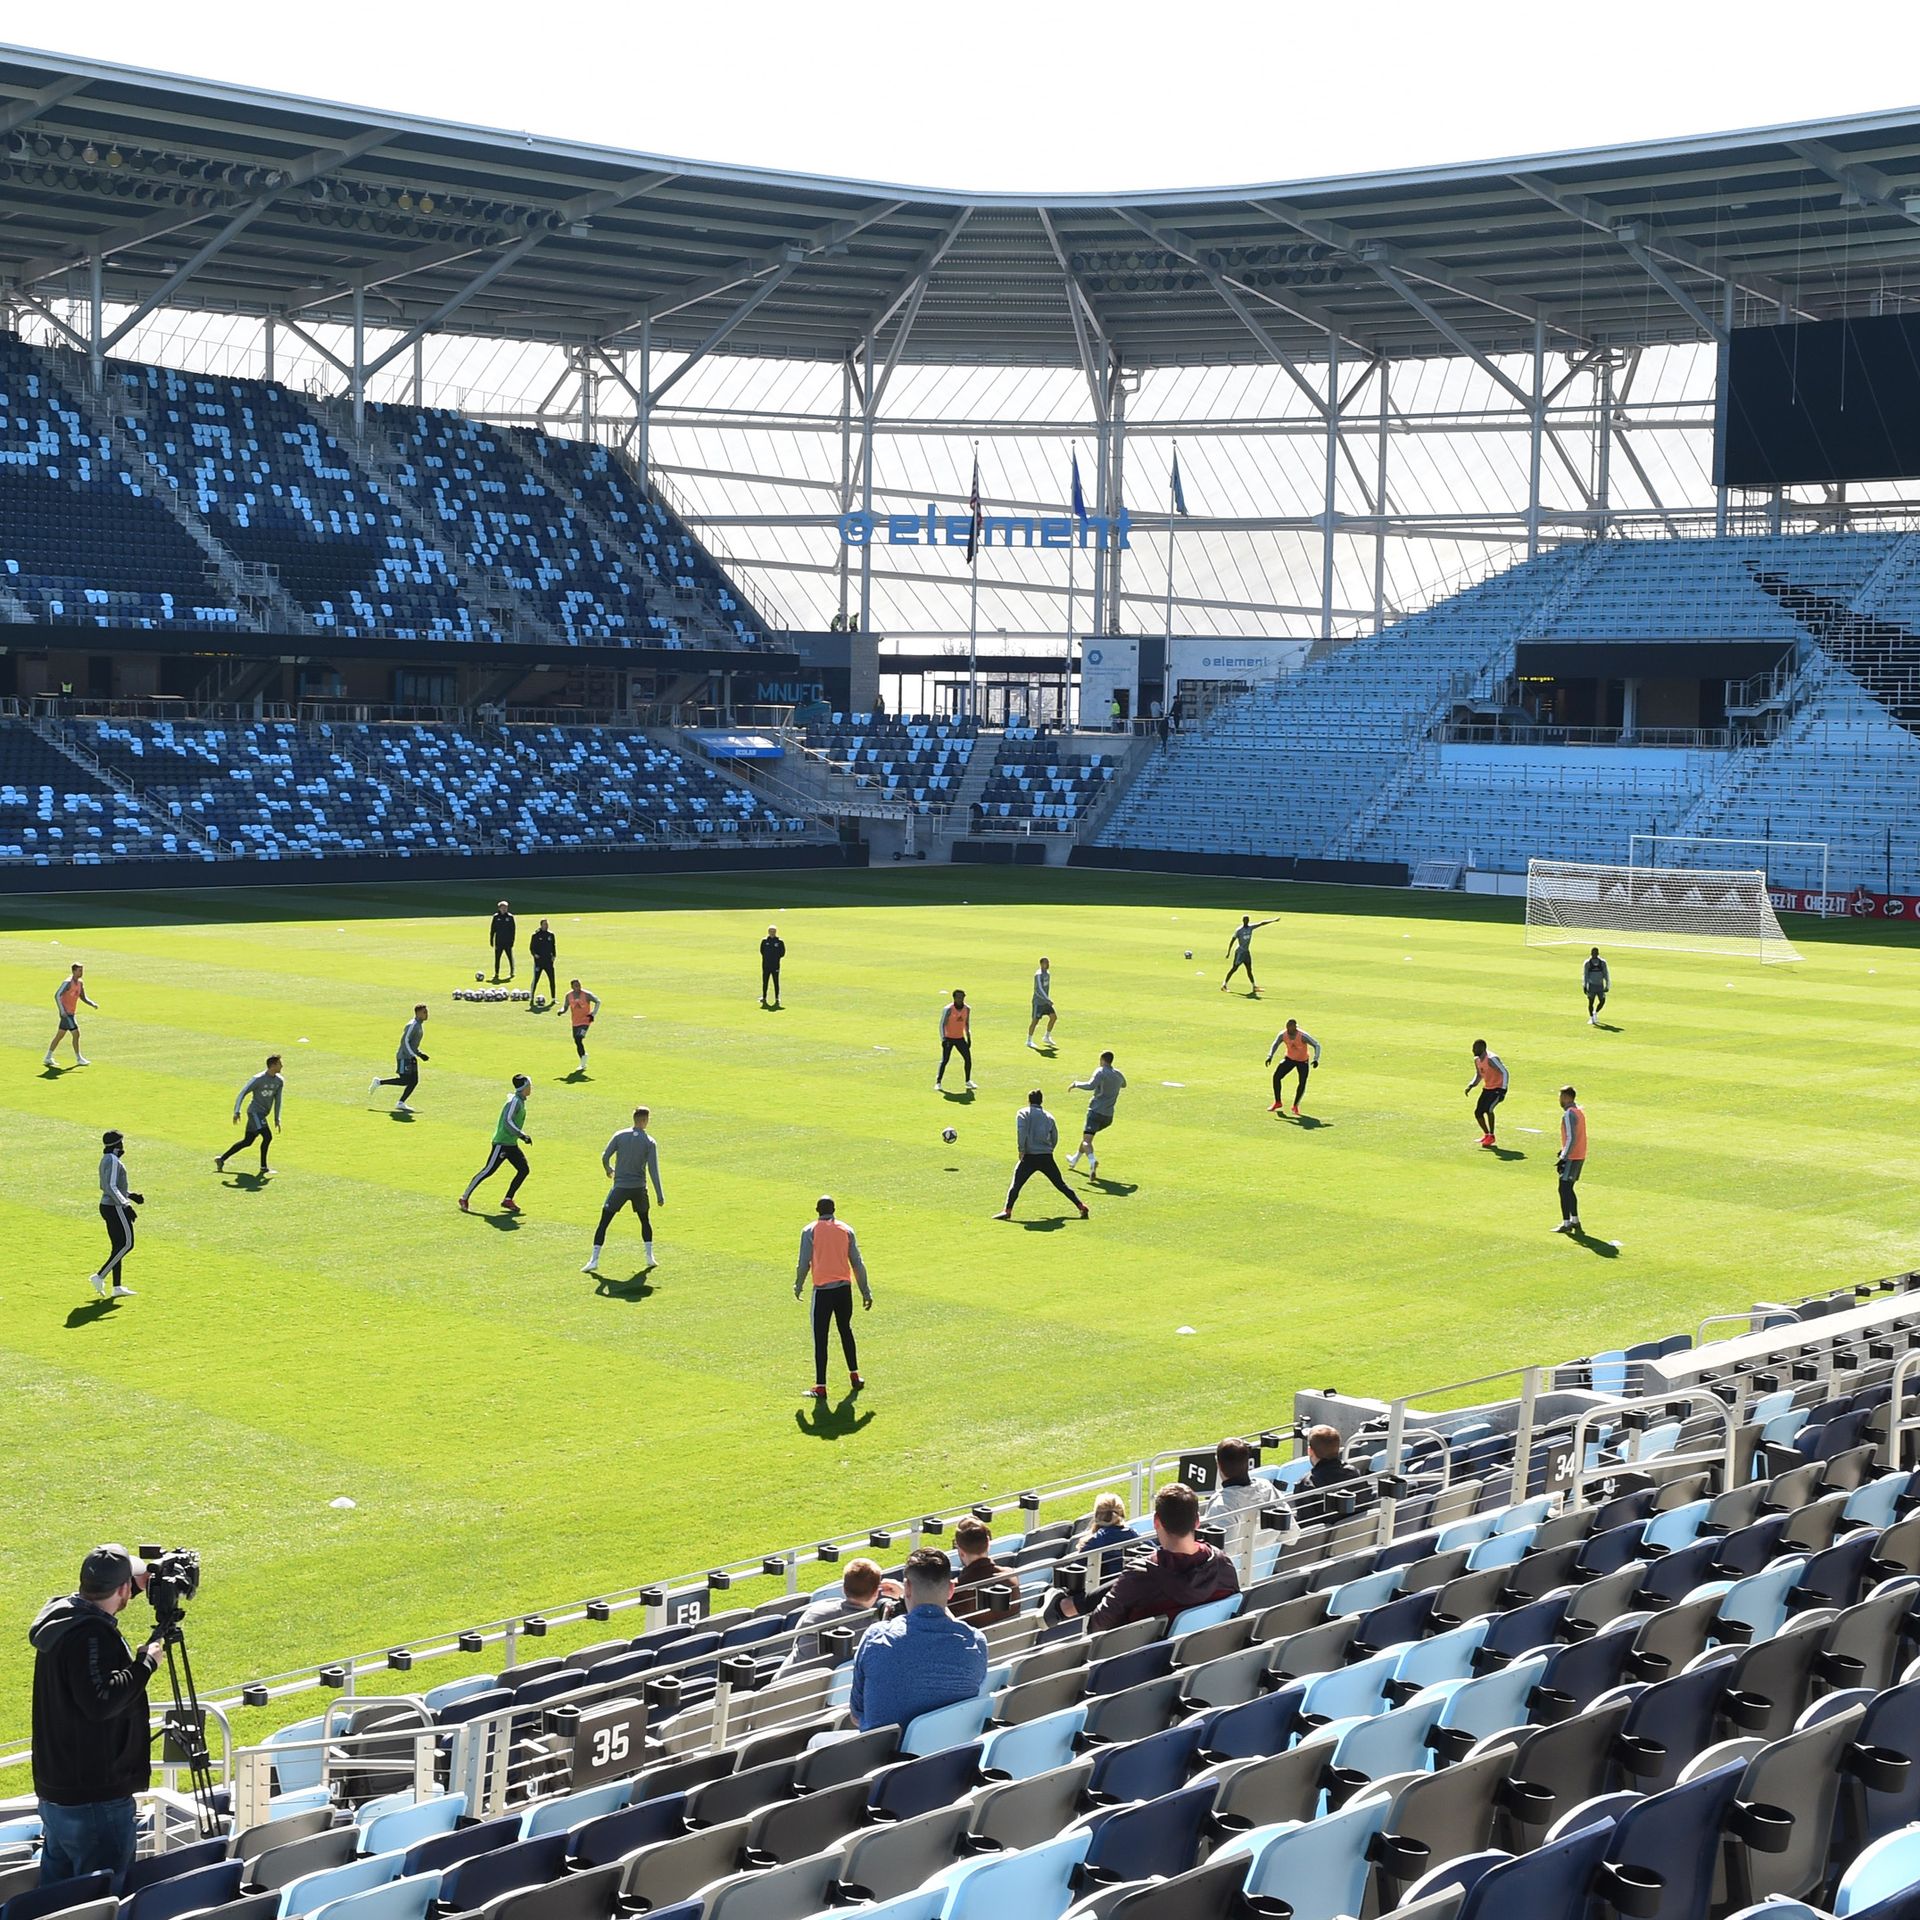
[2,864,1917,1747]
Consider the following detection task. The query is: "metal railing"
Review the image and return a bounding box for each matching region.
[1438,721,1734,750]
[1563,1387,1738,1511]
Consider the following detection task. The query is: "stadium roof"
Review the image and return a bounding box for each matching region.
[4,45,1920,373]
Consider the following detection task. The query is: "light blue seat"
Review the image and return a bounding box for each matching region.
[1391,1621,1489,1694]
[1216,1798,1392,1920]
[1266,1459,1313,1489]
[819,1892,943,1920]
[1634,1422,1682,1462]
[933,1828,1092,1920]
[0,1816,42,1849]
[1169,1594,1243,1638]
[1300,1649,1399,1723]
[1642,1500,1711,1553]
[1714,1558,1807,1644]
[1329,1698,1444,1782]
[1436,1513,1500,1553]
[979,1706,1087,1782]
[1466,1527,1535,1571]
[423,1676,496,1712]
[280,1850,404,1918]
[1326,1569,1405,1617]
[900,1690,996,1757]
[361,1795,466,1856]
[309,1874,443,1920]
[1419,1653,1550,1749]
[267,1787,335,1818]
[520,1778,630,1838]
[1749,1391,1795,1424]
[1758,1410,1812,1458]
[1837,1825,1920,1913]
[1493,1496,1555,1535]
[265,1715,331,1794]
[1846,1473,1911,1532]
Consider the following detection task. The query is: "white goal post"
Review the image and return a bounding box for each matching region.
[1629,833,1831,911]
[1526,858,1802,963]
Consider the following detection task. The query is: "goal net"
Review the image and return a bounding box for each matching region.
[1526,858,1801,963]
[1629,833,1830,908]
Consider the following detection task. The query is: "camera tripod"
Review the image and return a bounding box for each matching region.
[155,1618,221,1839]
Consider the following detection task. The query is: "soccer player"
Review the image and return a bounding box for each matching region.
[1026,957,1057,1050]
[584,1106,664,1275]
[1067,1051,1126,1175]
[1465,1038,1510,1147]
[489,900,516,981]
[216,1055,284,1175]
[760,925,786,1008]
[89,1129,141,1299]
[557,978,601,1069]
[936,989,974,1090]
[1555,1085,1588,1233]
[529,918,557,1008]
[996,1089,1090,1221]
[1220,915,1276,994]
[794,1194,871,1398]
[369,1004,430,1112]
[459,1075,533,1214]
[1265,1019,1321,1115]
[1583,947,1610,1024]
[45,963,98,1068]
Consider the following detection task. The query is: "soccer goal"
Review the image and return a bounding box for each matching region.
[1526,858,1801,963]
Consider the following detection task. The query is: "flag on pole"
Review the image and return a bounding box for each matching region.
[1070,449,1088,523]
[1170,446,1189,516]
[966,453,984,566]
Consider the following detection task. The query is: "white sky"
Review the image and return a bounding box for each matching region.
[26,0,1920,194]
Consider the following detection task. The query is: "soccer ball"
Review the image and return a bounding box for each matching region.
[1183,949,1193,959]
[941,1127,958,1144]
[474,971,484,982]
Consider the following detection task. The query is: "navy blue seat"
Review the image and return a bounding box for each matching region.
[1617,1650,1738,1793]
[3,1875,116,1920]
[1577,1523,1649,1579]
[117,1842,228,1898]
[119,1860,243,1920]
[1714,1515,1792,1578]
[1086,1719,1207,1803]
[1478,1592,1572,1665]
[401,1812,520,1877]
[434,1832,567,1913]
[1535,1625,1637,1715]
[1078,1781,1217,1885]
[568,1793,690,1868]
[1087,1640,1175,1695]
[1454,1816,1615,1920]
[1638,1539,1724,1608]
[1194,1682,1301,1761]
[1353,1589,1439,1656]
[1603,1759,1747,1920]
[1797,1531,1882,1612]
[866,1741,984,1821]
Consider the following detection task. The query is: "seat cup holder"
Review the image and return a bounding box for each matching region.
[1735,1801,1794,1854]
[1602,1864,1666,1919]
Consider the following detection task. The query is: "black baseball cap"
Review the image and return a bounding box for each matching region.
[101,1129,125,1151]
[81,1543,146,1594]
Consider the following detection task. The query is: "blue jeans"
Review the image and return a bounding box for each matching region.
[37,1796,136,1885]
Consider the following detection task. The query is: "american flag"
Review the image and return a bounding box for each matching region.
[966,453,983,566]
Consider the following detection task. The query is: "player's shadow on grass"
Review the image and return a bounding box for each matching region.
[1289,1116,1330,1131]
[1018,1216,1070,1231]
[222,1172,270,1191]
[1593,1022,1624,1033]
[561,1069,590,1083]
[1088,1177,1138,1196]
[1571,1230,1620,1257]
[386,1109,417,1123]
[481,1213,522,1230]
[939,1089,975,1104]
[795,1394,875,1440]
[39,1064,65,1079]
[65,1300,119,1328]
[595,1272,656,1302]
[1485,1146,1527,1162]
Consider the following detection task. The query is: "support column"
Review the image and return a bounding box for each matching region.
[1090,389,1110,638]
[88,254,103,389]
[413,336,425,407]
[1715,281,1733,536]
[1769,297,1787,536]
[858,330,876,635]
[1105,358,1127,634]
[1373,357,1389,634]
[1321,334,1340,641]
[837,355,853,626]
[1621,676,1639,739]
[636,319,652,481]
[579,347,594,441]
[263,316,276,382]
[1597,355,1614,539]
[350,284,366,431]
[1526,315,1545,559]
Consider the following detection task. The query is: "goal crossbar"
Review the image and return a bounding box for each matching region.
[1630,833,1830,912]
[1527,857,1801,963]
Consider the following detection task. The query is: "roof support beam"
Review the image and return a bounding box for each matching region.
[1248,195,1590,347]
[1788,138,1920,229]
[1036,207,1110,424]
[1363,258,1533,407]
[1111,207,1336,417]
[858,205,972,341]
[861,207,974,415]
[1511,172,1812,319]
[1610,224,1722,341]
[14,129,391,290]
[274,315,355,380]
[360,230,548,378]
[646,260,799,407]
[102,195,279,350]
[0,75,90,137]
[4,284,89,352]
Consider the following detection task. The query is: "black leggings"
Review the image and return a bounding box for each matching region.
[218,1121,272,1168]
[762,964,781,1002]
[1475,1088,1506,1132]
[572,1024,591,1059]
[938,1036,973,1084]
[1225,955,1256,988]
[531,960,556,1002]
[98,1200,135,1281]
[595,1188,652,1246]
[811,1285,859,1384]
[1006,1152,1078,1213]
[1272,1059,1309,1105]
[378,1067,419,1099]
[492,943,514,978]
[1587,990,1607,1015]
[465,1142,529,1202]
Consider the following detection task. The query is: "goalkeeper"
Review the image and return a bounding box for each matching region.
[1583,948,1610,1024]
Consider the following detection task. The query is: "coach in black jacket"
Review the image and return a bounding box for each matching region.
[759,926,786,1008]
[489,901,517,981]
[29,1546,165,1882]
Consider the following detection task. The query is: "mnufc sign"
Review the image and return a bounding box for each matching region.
[838,506,1132,550]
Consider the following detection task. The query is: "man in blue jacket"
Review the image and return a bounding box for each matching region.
[848,1549,988,1733]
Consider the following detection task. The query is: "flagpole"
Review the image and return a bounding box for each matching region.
[968,439,980,720]
[1164,441,1178,647]
[1066,441,1078,729]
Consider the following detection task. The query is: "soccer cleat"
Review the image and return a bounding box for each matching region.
[642,1242,656,1268]
[213,1156,226,1171]
[1026,1038,1038,1050]
[457,1196,471,1212]
[111,1283,136,1297]
[850,1371,865,1390]
[1291,1104,1301,1116]
[1478,1133,1494,1147]
[1589,1014,1596,1025]
[994,1208,1013,1220]
[259,1165,273,1175]
[90,1272,106,1297]
[582,1249,600,1273]
[1077,1202,1091,1218]
[1269,1102,1283,1112]
[74,1054,90,1066]
[367,1077,381,1098]
[1554,1219,1574,1233]
[1569,1217,1582,1233]
[965,1080,977,1090]
[1087,1156,1097,1177]
[806,1384,827,1399]
[394,1100,412,1113]
[43,1053,55,1067]
[502,1198,522,1214]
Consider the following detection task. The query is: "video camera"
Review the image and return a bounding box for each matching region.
[142,1546,201,1635]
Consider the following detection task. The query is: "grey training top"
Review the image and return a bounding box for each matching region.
[235,1070,285,1127]
[602,1127,664,1201]
[1016,1105,1059,1154]
[398,1017,426,1064]
[98,1152,130,1204]
[1072,1064,1127,1117]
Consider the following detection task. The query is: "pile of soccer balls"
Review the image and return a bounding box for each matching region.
[455,978,532,1003]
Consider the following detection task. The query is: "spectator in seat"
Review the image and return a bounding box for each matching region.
[1205,1437,1295,1540]
[779,1557,901,1673]
[1058,1482,1239,1630]
[1303,1424,1359,1491]
[949,1517,1016,1621]
[848,1548,987,1732]
[1075,1491,1132,1555]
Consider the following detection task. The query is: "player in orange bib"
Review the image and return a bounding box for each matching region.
[1555,1085,1588,1233]
[794,1194,873,1398]
[1464,1039,1509,1147]
[936,989,975,1091]
[1265,1019,1321,1115]
[45,963,99,1069]
[556,978,601,1070]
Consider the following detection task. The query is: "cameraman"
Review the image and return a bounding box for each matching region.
[29,1546,165,1881]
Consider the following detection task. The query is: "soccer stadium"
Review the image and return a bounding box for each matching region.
[7,25,1920,1920]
